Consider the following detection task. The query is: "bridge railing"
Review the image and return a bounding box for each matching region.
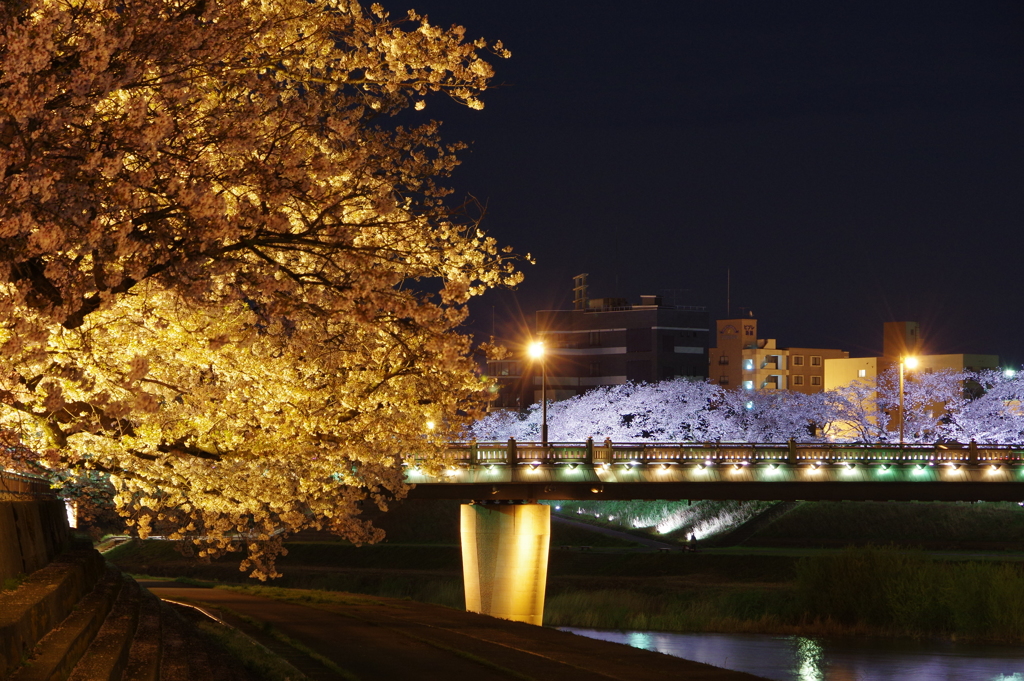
[420,440,1024,468]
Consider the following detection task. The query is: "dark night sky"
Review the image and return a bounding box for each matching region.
[411,1,1023,364]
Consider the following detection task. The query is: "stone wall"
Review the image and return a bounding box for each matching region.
[0,473,70,586]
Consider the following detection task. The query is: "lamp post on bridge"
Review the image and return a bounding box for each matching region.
[898,355,918,446]
[528,340,548,447]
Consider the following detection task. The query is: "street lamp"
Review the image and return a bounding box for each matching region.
[898,356,918,446]
[528,340,548,447]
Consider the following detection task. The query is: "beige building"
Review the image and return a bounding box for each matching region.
[825,322,999,389]
[709,317,849,393]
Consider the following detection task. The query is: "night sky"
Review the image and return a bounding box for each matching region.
[413,1,1023,365]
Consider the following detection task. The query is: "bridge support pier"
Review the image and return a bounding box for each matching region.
[460,502,550,626]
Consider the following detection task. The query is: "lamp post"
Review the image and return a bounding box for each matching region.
[528,340,548,447]
[898,356,918,446]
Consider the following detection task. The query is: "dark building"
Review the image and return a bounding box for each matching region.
[529,275,710,403]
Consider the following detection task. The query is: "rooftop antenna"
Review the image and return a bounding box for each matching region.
[726,269,731,317]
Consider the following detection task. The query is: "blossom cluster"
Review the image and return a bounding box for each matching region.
[471,369,1024,445]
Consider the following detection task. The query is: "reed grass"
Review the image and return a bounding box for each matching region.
[545,546,1024,643]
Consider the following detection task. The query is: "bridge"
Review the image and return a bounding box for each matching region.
[405,439,1024,502]
[404,439,1024,626]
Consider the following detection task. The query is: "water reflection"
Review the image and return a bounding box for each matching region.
[796,637,824,681]
[560,628,1024,681]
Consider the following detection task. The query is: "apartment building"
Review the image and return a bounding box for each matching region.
[708,316,849,393]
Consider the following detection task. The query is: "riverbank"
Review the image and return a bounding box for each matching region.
[142,580,768,680]
[106,539,1024,645]
[545,552,1024,643]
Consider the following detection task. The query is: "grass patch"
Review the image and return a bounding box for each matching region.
[546,546,1024,643]
[746,501,1024,550]
[196,619,312,681]
[2,572,26,592]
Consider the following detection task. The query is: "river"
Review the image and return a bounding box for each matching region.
[561,628,1024,680]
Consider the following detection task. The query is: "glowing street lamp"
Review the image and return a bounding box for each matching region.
[528,340,548,447]
[898,356,918,446]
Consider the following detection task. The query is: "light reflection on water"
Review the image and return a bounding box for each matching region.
[560,628,1024,681]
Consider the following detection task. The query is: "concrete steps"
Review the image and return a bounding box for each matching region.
[2,550,256,681]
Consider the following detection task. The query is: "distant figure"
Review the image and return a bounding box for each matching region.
[685,533,698,553]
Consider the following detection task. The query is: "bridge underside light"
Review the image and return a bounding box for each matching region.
[697,463,707,470]
[991,464,1001,471]
[530,462,541,471]
[770,463,780,470]
[880,464,891,471]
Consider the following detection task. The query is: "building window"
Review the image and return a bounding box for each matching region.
[743,359,754,371]
[792,355,804,366]
[719,355,729,365]
[792,375,804,386]
[810,356,822,366]
[857,369,867,378]
[590,361,601,377]
[719,375,729,385]
[743,381,754,390]
[810,376,822,386]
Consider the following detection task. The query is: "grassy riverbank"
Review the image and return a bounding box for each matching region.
[108,538,1024,644]
[546,546,1024,643]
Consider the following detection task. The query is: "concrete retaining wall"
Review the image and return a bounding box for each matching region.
[0,498,71,586]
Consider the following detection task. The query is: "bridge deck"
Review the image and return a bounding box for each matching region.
[405,441,1024,501]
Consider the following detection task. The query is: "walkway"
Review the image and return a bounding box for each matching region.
[143,582,766,681]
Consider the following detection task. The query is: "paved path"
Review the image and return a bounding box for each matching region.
[143,583,766,681]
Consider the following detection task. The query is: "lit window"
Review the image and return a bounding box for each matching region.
[811,356,822,366]
[810,376,822,386]
[743,381,754,390]
[792,375,804,386]
[743,359,754,371]
[793,355,804,366]
[858,369,867,378]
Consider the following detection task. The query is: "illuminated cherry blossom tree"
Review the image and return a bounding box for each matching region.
[0,0,519,577]
[473,371,1024,446]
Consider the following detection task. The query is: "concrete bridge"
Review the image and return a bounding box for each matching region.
[405,439,1024,626]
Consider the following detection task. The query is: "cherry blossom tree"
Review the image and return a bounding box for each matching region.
[0,0,519,578]
[473,371,1024,446]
